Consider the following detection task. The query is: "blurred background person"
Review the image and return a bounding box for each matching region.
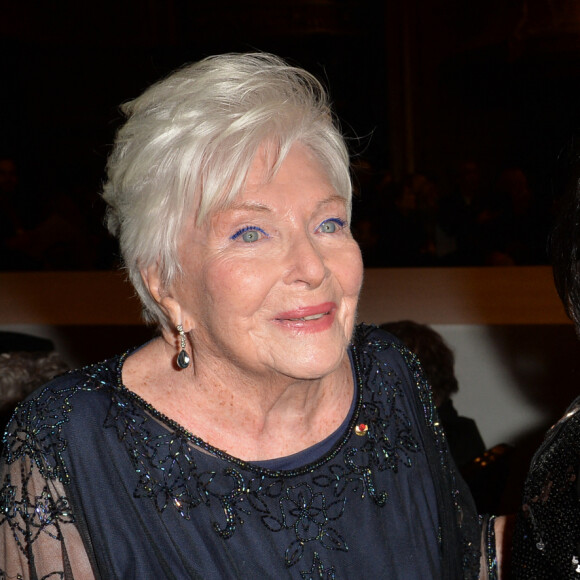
[0,332,69,430]
[485,166,549,266]
[375,180,436,267]
[438,160,501,266]
[380,320,485,467]
[380,320,513,515]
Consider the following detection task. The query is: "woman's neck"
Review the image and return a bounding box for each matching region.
[123,337,354,461]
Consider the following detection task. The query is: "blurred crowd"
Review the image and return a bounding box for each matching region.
[351,159,552,268]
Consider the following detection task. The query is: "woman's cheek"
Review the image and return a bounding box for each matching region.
[343,242,364,295]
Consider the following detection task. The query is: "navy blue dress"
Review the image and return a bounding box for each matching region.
[0,325,485,579]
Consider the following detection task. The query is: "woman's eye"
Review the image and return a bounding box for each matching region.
[230,226,267,243]
[241,230,261,242]
[317,218,345,234]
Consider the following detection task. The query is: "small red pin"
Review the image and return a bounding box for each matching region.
[355,423,368,436]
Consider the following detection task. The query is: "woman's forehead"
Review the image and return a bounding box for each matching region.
[196,142,349,228]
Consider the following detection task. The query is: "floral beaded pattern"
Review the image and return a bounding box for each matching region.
[102,333,425,572]
[2,384,78,483]
[0,469,74,572]
[0,373,110,578]
[0,379,89,579]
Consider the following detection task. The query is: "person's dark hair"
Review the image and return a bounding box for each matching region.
[550,149,580,327]
[379,320,458,406]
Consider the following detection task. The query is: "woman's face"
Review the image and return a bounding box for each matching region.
[171,143,363,382]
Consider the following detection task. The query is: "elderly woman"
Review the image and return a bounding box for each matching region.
[1,53,498,578]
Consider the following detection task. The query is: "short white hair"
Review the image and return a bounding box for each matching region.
[102,52,353,330]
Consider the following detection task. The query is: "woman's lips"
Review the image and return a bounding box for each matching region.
[274,302,337,332]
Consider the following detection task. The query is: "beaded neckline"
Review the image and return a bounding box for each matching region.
[111,342,365,478]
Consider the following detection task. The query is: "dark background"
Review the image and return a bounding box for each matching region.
[3,0,580,268]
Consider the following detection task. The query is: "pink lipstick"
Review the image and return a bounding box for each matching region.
[274,302,336,332]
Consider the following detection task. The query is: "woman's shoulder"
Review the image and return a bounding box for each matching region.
[352,323,432,408]
[29,352,124,403]
[2,350,131,447]
[352,323,411,364]
[353,322,404,344]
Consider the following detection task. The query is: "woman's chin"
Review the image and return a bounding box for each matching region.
[264,339,349,381]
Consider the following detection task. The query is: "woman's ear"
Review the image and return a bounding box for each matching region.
[141,264,182,327]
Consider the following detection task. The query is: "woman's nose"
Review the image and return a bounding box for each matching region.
[283,232,327,288]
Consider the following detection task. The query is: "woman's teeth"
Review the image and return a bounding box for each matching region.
[288,313,326,321]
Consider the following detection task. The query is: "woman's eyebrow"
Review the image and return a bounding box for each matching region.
[317,194,346,207]
[226,201,272,214]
